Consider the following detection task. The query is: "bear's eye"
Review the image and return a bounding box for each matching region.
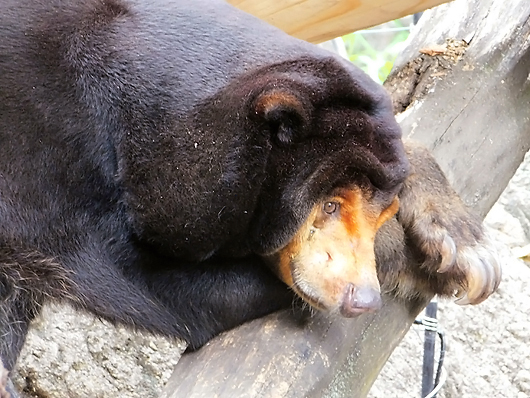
[323,202,339,214]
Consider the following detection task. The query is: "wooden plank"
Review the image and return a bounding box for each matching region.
[228,0,453,43]
[162,297,425,398]
[159,0,530,397]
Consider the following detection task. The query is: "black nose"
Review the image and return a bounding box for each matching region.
[339,283,382,318]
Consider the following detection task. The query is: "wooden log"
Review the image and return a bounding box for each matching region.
[227,0,453,43]
[385,0,530,217]
[160,0,530,396]
[162,299,425,398]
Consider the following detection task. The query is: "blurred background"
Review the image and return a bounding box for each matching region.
[323,15,417,84]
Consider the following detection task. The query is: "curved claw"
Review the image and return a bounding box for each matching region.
[437,234,457,273]
[454,292,471,305]
[455,244,502,305]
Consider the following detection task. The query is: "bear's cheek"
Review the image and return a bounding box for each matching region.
[288,226,382,317]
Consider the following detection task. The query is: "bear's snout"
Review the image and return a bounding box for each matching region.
[339,283,382,317]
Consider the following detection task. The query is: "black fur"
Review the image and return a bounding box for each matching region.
[0,0,409,375]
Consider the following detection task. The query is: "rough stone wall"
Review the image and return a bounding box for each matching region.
[14,307,184,398]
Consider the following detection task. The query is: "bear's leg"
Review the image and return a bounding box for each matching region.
[54,243,293,351]
[0,358,10,398]
[0,248,52,374]
[382,141,501,303]
[0,357,18,398]
[0,247,55,398]
[139,255,295,350]
[0,294,37,374]
[0,243,291,379]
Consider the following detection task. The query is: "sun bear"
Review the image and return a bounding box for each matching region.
[0,0,500,395]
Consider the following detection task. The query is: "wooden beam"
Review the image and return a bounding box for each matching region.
[162,298,425,398]
[385,0,530,216]
[227,0,453,43]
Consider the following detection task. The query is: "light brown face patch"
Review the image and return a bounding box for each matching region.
[268,187,399,315]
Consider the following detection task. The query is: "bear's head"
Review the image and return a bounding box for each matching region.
[240,57,409,315]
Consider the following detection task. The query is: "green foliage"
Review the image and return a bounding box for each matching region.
[342,19,411,83]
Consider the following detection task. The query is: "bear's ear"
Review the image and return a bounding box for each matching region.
[252,90,309,144]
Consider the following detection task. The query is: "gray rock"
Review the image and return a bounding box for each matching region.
[14,305,184,398]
